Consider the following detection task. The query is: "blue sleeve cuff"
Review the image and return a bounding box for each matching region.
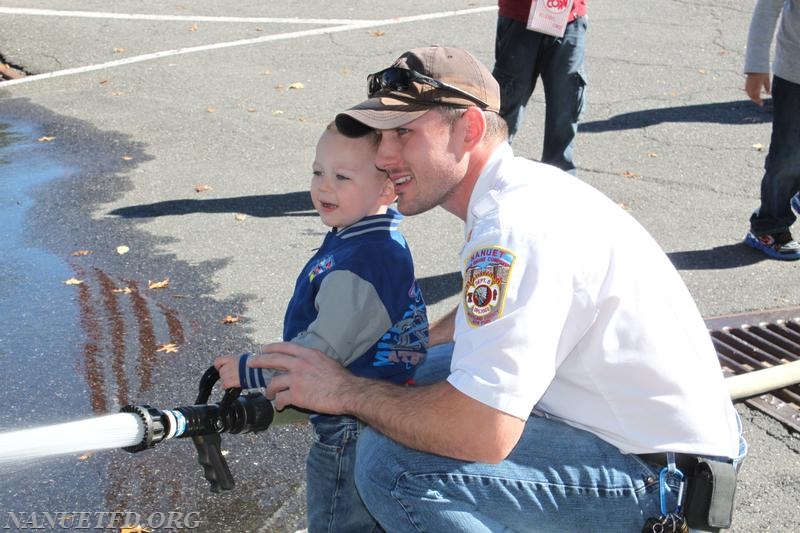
[238,353,268,389]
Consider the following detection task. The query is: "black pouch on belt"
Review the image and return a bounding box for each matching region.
[684,457,738,529]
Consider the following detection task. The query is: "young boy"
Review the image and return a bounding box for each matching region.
[215,122,429,532]
[743,0,800,260]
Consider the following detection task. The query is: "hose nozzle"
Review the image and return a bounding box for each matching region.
[120,366,274,491]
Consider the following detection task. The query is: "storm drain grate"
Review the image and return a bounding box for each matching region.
[706,308,800,433]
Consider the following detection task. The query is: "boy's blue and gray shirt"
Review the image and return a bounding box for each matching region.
[240,209,429,390]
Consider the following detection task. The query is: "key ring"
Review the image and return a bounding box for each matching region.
[659,453,686,516]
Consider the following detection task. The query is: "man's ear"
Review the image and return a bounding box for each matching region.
[461,107,487,148]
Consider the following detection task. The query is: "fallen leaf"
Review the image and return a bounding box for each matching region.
[697,69,707,75]
[37,136,55,142]
[255,27,264,32]
[622,170,638,178]
[156,343,179,353]
[188,23,199,32]
[370,30,385,37]
[753,143,765,151]
[110,91,124,97]
[206,106,217,113]
[116,245,130,255]
[78,452,94,460]
[247,107,257,113]
[99,79,109,85]
[120,527,151,533]
[618,202,630,211]
[647,152,659,158]
[148,278,170,290]
[222,315,240,324]
[272,110,284,116]
[71,249,93,257]
[112,287,133,294]
[113,47,125,54]
[195,184,213,193]
[64,278,83,285]
[288,82,305,90]
[234,213,247,221]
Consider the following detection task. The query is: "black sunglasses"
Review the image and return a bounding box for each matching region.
[367,67,489,109]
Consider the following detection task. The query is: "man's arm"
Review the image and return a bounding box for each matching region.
[256,341,525,463]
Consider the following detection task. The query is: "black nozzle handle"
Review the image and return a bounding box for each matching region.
[191,433,234,492]
[190,365,242,491]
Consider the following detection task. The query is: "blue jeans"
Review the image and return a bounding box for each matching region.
[354,343,745,532]
[307,415,381,533]
[749,75,800,235]
[492,15,588,174]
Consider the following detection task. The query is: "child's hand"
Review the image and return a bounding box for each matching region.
[745,72,770,106]
[214,355,242,389]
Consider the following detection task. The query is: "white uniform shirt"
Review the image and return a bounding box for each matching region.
[447,143,740,457]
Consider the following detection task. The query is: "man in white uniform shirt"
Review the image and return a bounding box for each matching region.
[248,46,746,532]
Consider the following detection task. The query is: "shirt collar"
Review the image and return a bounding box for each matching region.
[465,142,511,240]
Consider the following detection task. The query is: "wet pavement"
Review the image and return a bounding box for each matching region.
[1,1,799,532]
[0,104,313,532]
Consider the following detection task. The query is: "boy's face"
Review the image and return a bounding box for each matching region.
[311,130,395,228]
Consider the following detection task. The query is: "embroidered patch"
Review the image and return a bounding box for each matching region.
[307,254,335,282]
[464,246,515,327]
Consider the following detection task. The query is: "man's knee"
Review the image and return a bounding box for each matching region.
[354,428,391,504]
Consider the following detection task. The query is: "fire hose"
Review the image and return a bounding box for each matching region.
[120,365,274,492]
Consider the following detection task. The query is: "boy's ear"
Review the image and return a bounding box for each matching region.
[379,177,398,205]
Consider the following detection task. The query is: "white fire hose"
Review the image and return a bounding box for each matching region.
[726,359,800,401]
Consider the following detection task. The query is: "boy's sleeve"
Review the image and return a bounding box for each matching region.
[291,270,392,367]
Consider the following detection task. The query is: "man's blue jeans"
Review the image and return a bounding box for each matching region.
[749,75,800,235]
[354,343,745,532]
[492,15,588,174]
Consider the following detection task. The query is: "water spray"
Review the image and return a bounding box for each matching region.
[119,365,274,492]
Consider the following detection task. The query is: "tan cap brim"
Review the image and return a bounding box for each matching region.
[335,96,432,137]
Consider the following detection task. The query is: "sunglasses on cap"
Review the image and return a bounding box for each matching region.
[367,67,489,109]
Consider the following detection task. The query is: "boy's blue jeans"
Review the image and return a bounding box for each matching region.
[354,343,746,532]
[306,415,380,533]
[749,75,800,235]
[492,15,588,174]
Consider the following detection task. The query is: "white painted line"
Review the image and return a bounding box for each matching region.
[0,6,497,88]
[0,7,373,25]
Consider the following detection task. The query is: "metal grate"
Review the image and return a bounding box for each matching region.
[706,308,800,433]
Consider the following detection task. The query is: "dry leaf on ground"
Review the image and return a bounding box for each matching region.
[148,278,170,290]
[156,343,179,353]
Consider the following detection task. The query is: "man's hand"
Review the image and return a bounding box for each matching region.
[252,341,354,414]
[745,72,771,106]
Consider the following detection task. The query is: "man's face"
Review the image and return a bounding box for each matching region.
[374,109,466,217]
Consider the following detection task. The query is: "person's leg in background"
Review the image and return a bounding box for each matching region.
[493,16,545,144]
[540,15,588,175]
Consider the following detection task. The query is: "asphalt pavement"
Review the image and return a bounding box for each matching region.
[0,1,798,532]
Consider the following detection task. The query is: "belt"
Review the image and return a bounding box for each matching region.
[637,452,700,473]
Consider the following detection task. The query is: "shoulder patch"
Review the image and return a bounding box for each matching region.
[464,246,515,327]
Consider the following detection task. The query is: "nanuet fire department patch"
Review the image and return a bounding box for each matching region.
[464,246,515,327]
